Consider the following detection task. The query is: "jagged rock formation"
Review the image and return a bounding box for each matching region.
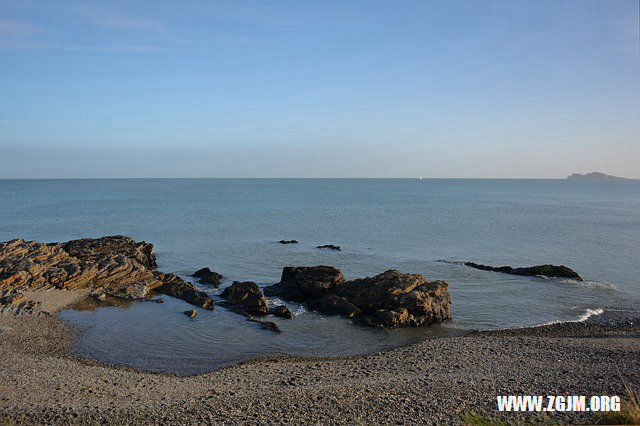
[265,266,346,300]
[220,281,269,315]
[461,262,583,281]
[0,236,215,312]
[265,266,451,327]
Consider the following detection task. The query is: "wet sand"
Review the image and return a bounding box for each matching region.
[1,309,638,424]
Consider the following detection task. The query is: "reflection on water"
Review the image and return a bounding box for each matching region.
[70,294,138,311]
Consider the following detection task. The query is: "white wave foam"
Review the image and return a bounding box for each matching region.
[535,308,605,327]
[293,306,307,315]
[552,277,617,291]
[266,297,307,315]
[577,308,605,321]
[267,297,285,306]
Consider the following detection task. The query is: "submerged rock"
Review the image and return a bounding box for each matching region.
[265,266,451,327]
[261,321,281,333]
[270,305,294,319]
[316,244,341,251]
[192,268,223,286]
[221,281,269,315]
[278,240,298,244]
[246,316,282,333]
[183,309,197,318]
[154,272,215,309]
[0,236,216,312]
[462,262,583,281]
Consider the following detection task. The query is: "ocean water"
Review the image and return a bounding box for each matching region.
[1,178,638,374]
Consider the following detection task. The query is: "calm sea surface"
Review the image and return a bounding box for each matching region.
[1,179,638,374]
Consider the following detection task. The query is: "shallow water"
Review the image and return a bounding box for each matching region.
[1,178,638,373]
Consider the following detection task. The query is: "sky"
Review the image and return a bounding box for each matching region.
[1,0,639,178]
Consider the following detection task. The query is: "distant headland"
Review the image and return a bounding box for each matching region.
[567,172,628,180]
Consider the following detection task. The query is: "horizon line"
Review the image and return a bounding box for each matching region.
[0,177,637,180]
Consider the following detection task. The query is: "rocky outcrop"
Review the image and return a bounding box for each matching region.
[183,309,197,318]
[192,268,223,286]
[461,262,583,281]
[0,237,161,292]
[316,244,341,251]
[264,266,345,300]
[278,240,298,244]
[62,237,157,270]
[264,266,451,327]
[220,281,268,315]
[0,236,215,312]
[335,270,451,327]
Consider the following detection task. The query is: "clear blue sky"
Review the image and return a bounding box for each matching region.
[1,0,638,178]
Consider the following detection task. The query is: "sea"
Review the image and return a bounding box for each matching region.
[1,178,638,374]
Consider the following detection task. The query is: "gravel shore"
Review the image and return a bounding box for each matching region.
[1,310,638,424]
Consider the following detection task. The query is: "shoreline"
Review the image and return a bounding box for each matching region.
[63,305,622,378]
[2,308,638,424]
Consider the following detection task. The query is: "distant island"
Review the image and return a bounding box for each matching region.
[567,172,627,180]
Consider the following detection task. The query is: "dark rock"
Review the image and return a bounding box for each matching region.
[246,316,282,332]
[221,281,268,315]
[510,265,583,280]
[261,321,281,333]
[183,309,197,318]
[270,305,294,319]
[154,272,215,309]
[265,266,451,328]
[308,294,361,318]
[316,244,341,251]
[278,240,298,244]
[192,268,223,286]
[153,298,164,304]
[462,262,583,281]
[372,308,410,327]
[264,266,345,301]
